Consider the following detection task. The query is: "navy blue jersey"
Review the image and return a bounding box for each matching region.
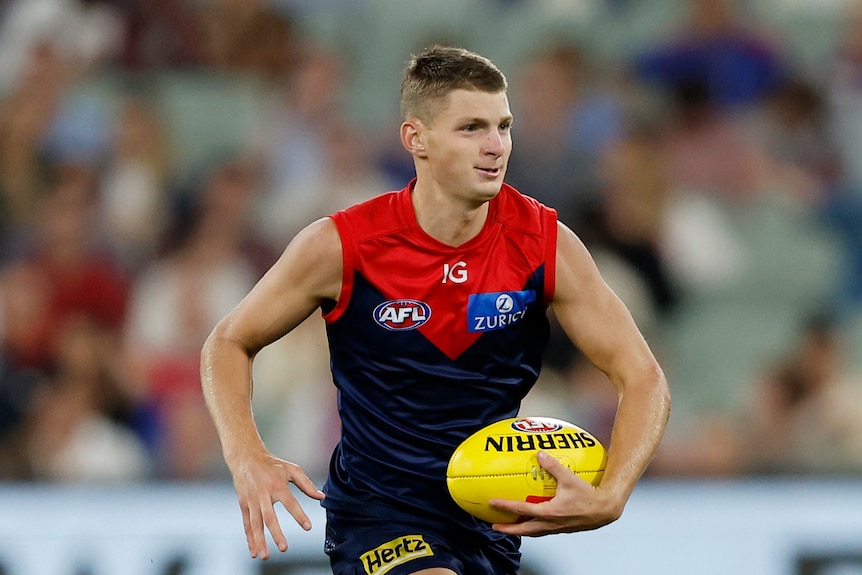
[321,179,557,535]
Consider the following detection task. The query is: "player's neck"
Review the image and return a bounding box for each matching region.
[411,182,490,247]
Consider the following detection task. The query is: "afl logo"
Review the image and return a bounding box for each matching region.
[511,418,563,433]
[373,299,431,331]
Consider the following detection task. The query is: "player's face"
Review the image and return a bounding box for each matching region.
[422,89,513,203]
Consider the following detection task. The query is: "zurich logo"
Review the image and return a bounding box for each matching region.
[373,299,431,331]
[495,294,514,313]
[467,289,536,333]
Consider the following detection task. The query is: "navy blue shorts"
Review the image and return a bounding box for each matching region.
[323,508,521,575]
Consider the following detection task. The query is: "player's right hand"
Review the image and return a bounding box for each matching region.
[229,451,325,559]
[490,450,621,536]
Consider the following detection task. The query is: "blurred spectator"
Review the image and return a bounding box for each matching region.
[654,313,862,477]
[200,0,268,73]
[633,0,787,111]
[0,164,129,372]
[742,76,840,195]
[0,41,70,232]
[118,0,207,71]
[585,119,680,326]
[0,26,118,249]
[826,0,862,191]
[25,314,150,482]
[99,97,173,274]
[0,163,136,481]
[659,67,764,203]
[122,157,264,479]
[736,314,862,475]
[650,413,743,477]
[0,263,53,374]
[630,0,795,205]
[505,39,620,227]
[0,0,124,94]
[211,2,302,80]
[313,118,395,213]
[0,355,44,479]
[822,0,862,313]
[248,43,354,246]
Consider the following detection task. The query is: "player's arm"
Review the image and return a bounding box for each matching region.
[492,220,671,535]
[200,217,342,559]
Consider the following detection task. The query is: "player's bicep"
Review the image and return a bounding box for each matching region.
[550,222,653,388]
[215,217,342,354]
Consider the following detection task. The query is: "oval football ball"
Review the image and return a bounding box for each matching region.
[446,416,607,524]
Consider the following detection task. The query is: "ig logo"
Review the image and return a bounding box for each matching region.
[442,261,468,284]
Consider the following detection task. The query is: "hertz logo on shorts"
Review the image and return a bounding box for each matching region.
[360,535,433,575]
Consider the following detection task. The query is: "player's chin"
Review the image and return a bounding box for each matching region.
[472,176,504,199]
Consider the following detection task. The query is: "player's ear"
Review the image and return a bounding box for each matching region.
[401,120,427,158]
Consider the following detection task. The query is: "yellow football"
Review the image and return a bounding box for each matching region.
[446,416,607,524]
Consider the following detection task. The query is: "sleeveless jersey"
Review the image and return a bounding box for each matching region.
[321,179,558,531]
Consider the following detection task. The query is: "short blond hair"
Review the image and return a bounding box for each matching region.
[400,45,508,124]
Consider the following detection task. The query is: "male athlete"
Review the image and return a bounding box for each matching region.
[201,45,671,575]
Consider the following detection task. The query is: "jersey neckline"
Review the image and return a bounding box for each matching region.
[398,178,501,253]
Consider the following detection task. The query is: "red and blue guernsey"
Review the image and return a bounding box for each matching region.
[321,179,558,531]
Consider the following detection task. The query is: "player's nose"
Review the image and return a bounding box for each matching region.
[483,130,506,157]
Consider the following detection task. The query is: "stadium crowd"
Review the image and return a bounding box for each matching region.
[1,0,862,483]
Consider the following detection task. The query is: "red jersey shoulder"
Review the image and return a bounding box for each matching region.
[333,189,407,243]
[494,184,557,237]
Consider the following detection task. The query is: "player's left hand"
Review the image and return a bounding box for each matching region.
[489,451,623,536]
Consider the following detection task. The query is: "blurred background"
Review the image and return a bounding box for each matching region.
[1,0,862,572]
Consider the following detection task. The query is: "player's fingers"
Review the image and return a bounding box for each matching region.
[239,502,258,558]
[488,497,543,517]
[535,450,567,479]
[537,451,591,491]
[290,470,326,501]
[262,499,288,553]
[274,489,314,531]
[492,518,555,536]
[242,500,269,559]
[488,498,553,535]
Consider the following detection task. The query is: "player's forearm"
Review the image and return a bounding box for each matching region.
[600,366,671,503]
[200,329,268,469]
